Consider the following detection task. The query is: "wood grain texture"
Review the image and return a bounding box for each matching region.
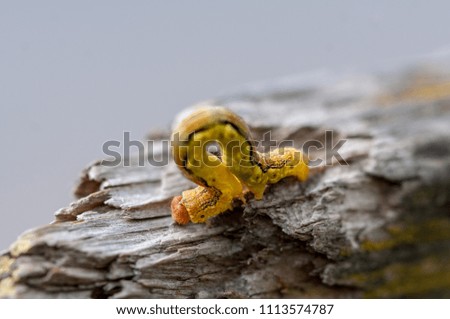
[1,64,450,298]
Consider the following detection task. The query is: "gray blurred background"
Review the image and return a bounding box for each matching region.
[1,0,450,249]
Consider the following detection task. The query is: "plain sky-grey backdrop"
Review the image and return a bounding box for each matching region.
[1,1,450,249]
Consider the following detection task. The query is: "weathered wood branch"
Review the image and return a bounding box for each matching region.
[1,64,450,298]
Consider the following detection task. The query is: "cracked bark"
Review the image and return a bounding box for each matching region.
[1,64,450,298]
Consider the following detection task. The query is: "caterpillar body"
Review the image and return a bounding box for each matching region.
[170,106,309,224]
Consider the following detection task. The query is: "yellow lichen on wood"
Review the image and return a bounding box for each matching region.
[0,277,15,298]
[0,257,16,298]
[361,218,450,252]
[9,235,33,257]
[347,256,450,298]
[344,217,450,297]
[0,256,13,275]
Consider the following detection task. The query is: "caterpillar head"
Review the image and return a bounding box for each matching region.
[170,195,190,225]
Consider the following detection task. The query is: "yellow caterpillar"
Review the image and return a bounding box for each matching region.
[170,106,309,224]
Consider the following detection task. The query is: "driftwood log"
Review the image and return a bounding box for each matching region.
[1,64,449,298]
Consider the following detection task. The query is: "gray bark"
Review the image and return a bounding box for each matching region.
[1,64,450,298]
